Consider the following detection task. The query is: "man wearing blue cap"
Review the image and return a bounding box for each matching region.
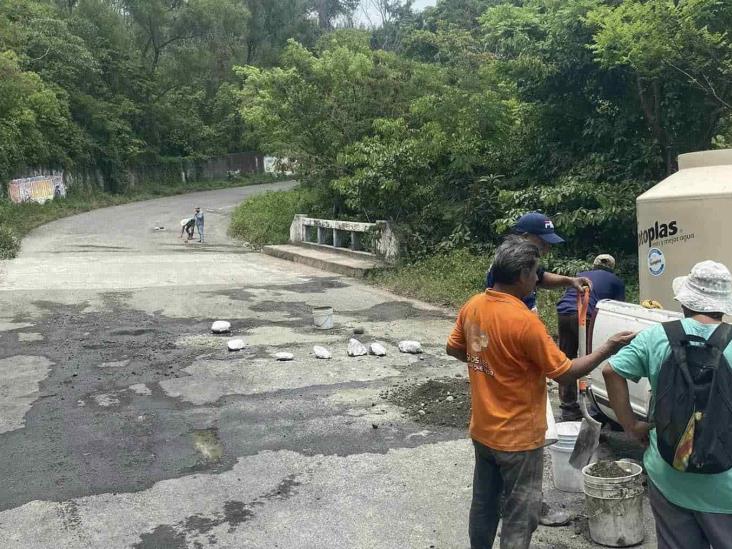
[486,212,591,312]
[484,211,591,528]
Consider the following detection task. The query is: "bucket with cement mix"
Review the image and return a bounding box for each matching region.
[548,421,585,492]
[582,460,644,547]
[312,306,334,330]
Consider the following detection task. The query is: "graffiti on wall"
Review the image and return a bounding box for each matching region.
[8,174,66,204]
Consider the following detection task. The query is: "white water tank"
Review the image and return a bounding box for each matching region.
[636,149,732,309]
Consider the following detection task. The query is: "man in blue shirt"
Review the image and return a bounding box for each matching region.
[485,212,591,312]
[604,261,732,548]
[194,207,204,243]
[556,254,625,420]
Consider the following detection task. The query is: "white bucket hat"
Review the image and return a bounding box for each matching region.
[593,254,616,270]
[672,260,732,315]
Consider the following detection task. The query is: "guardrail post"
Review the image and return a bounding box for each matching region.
[317,226,327,244]
[374,220,399,264]
[289,214,307,243]
[351,231,361,251]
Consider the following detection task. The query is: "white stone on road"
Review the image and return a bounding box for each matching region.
[211,320,231,334]
[398,340,423,354]
[0,356,53,434]
[313,345,332,359]
[369,342,387,356]
[347,338,368,357]
[227,338,245,351]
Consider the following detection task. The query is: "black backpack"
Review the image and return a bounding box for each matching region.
[655,321,732,474]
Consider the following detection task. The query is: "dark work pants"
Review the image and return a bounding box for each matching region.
[649,481,732,549]
[557,313,580,417]
[469,440,543,549]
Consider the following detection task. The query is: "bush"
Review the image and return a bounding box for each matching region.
[228,188,314,247]
[0,224,20,259]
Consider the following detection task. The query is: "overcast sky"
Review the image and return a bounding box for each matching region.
[357,0,438,26]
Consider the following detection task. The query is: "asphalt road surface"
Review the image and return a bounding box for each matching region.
[0,183,656,548]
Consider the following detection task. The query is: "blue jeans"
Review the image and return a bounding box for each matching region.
[196,222,204,242]
[469,440,544,549]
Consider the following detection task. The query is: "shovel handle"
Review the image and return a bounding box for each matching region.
[577,287,590,327]
[578,377,590,393]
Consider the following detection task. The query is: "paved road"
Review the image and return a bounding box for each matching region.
[0,183,655,548]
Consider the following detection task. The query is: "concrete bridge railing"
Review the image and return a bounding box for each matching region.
[289,215,399,264]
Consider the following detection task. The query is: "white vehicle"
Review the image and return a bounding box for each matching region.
[588,300,680,422]
[587,148,732,422]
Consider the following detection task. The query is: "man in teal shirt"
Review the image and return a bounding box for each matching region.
[603,260,732,548]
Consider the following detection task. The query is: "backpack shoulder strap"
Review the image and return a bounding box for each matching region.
[662,320,695,385]
[663,320,688,347]
[705,322,732,353]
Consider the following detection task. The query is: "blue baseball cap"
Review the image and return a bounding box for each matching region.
[513,212,565,244]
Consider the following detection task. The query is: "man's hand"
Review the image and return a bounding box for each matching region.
[572,276,593,291]
[624,420,651,447]
[607,331,636,352]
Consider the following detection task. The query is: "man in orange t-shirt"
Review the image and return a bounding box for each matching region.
[446,236,634,549]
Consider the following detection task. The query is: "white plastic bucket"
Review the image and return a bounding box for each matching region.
[312,306,334,330]
[582,461,645,547]
[549,422,584,492]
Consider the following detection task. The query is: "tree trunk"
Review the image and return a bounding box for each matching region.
[317,0,331,29]
[636,76,675,174]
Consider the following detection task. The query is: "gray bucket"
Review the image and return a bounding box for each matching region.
[582,461,644,547]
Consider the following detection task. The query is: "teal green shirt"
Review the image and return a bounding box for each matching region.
[609,319,732,513]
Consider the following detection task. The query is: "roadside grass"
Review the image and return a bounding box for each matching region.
[372,250,640,337]
[228,187,316,247]
[0,174,284,259]
[368,249,489,310]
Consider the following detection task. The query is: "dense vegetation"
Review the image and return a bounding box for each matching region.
[4,0,732,312]
[236,0,732,267]
[0,0,358,190]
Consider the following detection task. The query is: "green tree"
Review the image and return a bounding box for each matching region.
[0,51,75,182]
[590,0,732,173]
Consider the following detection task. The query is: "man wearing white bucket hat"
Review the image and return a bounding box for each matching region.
[604,260,732,549]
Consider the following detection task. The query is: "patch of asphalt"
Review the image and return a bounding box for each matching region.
[0,299,465,513]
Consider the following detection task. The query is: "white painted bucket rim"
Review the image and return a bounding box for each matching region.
[556,421,582,437]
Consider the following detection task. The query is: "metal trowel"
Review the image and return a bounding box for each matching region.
[569,288,602,469]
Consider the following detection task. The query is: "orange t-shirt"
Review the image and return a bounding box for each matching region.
[447,290,571,451]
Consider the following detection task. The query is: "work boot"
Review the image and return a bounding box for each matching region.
[538,502,571,527]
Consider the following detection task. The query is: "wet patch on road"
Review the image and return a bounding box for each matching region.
[132,475,300,547]
[350,301,451,323]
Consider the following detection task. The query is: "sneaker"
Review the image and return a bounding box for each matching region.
[538,502,571,527]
